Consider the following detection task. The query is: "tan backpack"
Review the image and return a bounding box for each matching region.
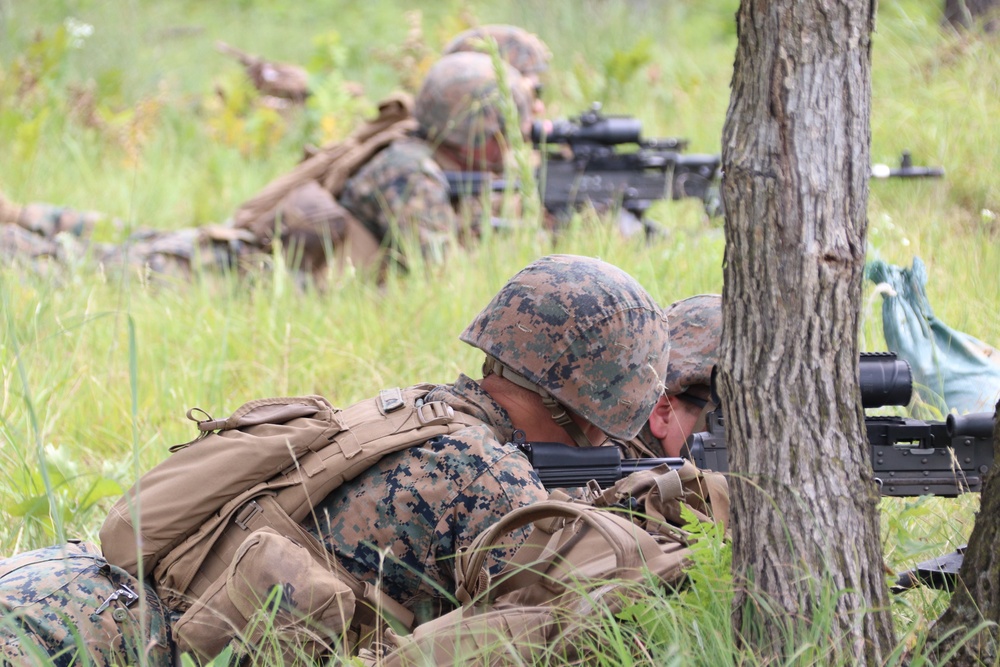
[99,385,485,660]
[231,92,418,242]
[361,463,730,666]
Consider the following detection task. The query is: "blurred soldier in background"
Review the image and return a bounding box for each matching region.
[336,51,532,270]
[1,28,546,285]
[229,50,533,282]
[0,190,106,240]
[443,23,551,118]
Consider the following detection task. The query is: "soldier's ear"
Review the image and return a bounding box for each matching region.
[648,395,673,440]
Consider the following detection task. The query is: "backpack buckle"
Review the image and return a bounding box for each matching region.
[234,500,263,530]
[416,401,454,426]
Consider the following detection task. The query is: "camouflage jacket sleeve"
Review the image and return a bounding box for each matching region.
[0,542,174,666]
[340,139,458,265]
[304,424,547,625]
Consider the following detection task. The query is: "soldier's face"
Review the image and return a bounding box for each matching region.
[649,394,707,457]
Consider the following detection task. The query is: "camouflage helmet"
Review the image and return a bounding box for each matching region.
[443,24,552,76]
[414,52,531,153]
[461,254,670,442]
[663,294,722,395]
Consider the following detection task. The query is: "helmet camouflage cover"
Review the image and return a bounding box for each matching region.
[443,24,552,76]
[662,294,722,395]
[461,254,670,441]
[414,52,531,152]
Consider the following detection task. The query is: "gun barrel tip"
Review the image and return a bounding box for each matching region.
[871,164,891,179]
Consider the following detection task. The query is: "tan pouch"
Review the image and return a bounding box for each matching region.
[364,501,692,667]
[364,604,562,667]
[174,528,355,662]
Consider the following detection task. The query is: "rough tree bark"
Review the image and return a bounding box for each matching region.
[718,1,896,664]
[926,399,1000,664]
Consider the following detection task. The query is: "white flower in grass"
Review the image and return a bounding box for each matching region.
[64,18,94,49]
[43,443,80,477]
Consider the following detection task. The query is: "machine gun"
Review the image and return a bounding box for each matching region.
[531,103,721,221]
[871,150,946,179]
[442,104,719,228]
[683,353,993,498]
[445,105,943,227]
[520,351,995,592]
[522,352,992,494]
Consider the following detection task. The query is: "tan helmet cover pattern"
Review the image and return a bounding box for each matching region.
[461,254,670,441]
[414,52,530,152]
[663,294,722,395]
[443,24,552,76]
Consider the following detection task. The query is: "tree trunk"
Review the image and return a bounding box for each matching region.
[718,1,896,664]
[926,399,1000,664]
[943,0,1000,31]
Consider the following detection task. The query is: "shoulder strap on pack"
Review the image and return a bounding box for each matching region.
[148,385,487,625]
[453,500,681,605]
[232,93,418,235]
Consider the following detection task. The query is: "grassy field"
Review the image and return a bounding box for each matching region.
[1,0,998,664]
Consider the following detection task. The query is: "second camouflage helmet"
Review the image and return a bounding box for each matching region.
[662,294,722,396]
[442,24,552,76]
[414,52,530,152]
[461,254,670,441]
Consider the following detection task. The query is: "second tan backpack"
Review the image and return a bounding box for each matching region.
[362,463,730,666]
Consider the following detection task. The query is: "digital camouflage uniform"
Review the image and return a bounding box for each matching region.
[97,226,261,280]
[0,541,173,666]
[626,294,723,458]
[0,191,105,240]
[305,374,546,624]
[0,225,59,265]
[306,255,669,627]
[339,137,457,265]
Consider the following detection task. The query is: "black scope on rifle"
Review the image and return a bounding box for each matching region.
[859,352,912,408]
[946,412,995,439]
[531,114,642,146]
[530,103,687,150]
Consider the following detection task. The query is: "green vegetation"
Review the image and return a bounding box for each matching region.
[1,0,997,664]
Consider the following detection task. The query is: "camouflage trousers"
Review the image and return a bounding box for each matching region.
[0,541,174,667]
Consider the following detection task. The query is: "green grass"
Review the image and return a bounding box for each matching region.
[1,0,998,664]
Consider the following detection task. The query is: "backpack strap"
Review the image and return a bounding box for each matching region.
[232,93,417,236]
[151,385,485,636]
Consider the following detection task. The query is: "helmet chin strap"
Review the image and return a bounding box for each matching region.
[483,356,596,448]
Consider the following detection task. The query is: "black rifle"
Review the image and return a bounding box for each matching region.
[520,351,995,591]
[446,106,944,225]
[682,355,993,592]
[871,150,946,179]
[518,440,684,490]
[531,104,720,221]
[683,353,993,499]
[443,104,719,227]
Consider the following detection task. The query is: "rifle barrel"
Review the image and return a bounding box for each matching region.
[947,412,996,439]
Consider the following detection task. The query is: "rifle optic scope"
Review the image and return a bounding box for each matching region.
[859,352,912,408]
[531,115,643,147]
